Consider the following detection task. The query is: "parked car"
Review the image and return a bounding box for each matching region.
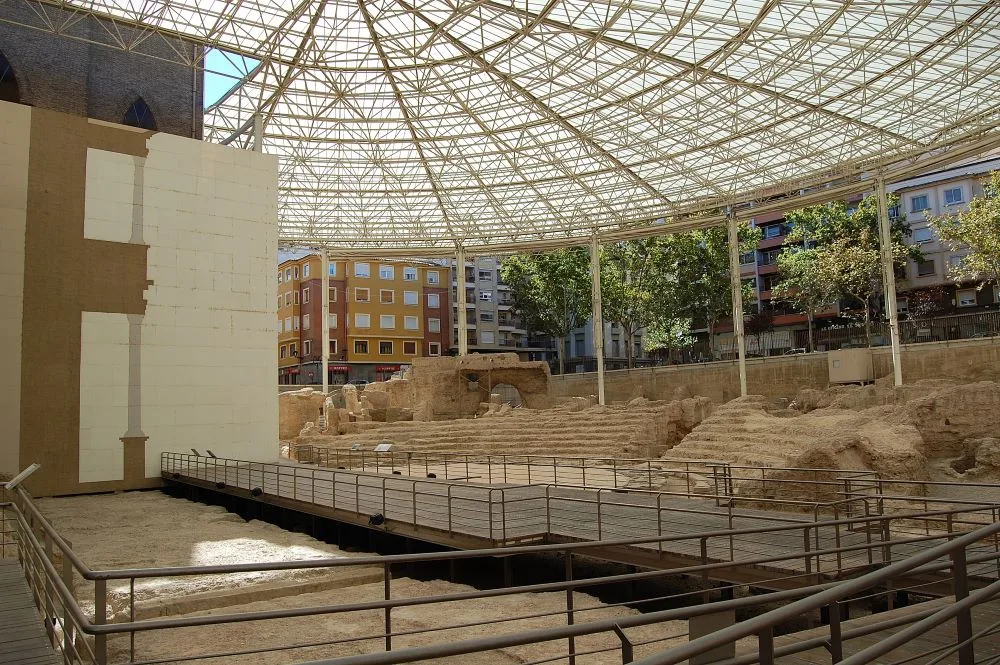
[784,348,807,355]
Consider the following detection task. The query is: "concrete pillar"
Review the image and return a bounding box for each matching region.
[456,246,469,356]
[590,234,606,405]
[252,113,263,152]
[727,213,748,397]
[876,174,904,387]
[322,251,330,394]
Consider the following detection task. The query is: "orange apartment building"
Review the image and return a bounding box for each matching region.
[278,254,451,384]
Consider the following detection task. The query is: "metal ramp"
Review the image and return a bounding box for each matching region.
[0,560,61,665]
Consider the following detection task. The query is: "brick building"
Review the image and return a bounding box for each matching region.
[0,4,203,138]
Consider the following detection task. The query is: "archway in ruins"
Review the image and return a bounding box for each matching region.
[490,383,523,408]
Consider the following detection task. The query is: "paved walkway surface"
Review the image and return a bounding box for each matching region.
[0,560,61,665]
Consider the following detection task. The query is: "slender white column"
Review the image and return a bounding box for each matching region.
[321,251,330,393]
[590,234,606,405]
[727,213,748,398]
[456,246,469,356]
[876,174,904,387]
[253,113,263,152]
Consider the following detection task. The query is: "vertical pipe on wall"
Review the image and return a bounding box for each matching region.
[727,212,748,398]
[456,245,469,356]
[876,173,904,387]
[322,251,330,394]
[590,234,606,405]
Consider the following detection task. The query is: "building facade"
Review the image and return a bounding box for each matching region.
[277,255,451,384]
[0,5,203,138]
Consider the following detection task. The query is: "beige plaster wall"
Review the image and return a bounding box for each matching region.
[550,338,1000,403]
[0,101,30,478]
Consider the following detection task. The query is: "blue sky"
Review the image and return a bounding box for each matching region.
[203,48,260,108]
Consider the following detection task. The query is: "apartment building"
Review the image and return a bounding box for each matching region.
[277,254,451,384]
[715,156,1000,355]
[564,320,647,368]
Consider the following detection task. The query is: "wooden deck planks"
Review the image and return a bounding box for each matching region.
[0,560,61,665]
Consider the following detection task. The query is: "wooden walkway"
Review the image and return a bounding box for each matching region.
[162,456,999,592]
[0,560,61,665]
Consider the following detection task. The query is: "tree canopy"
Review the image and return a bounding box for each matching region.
[929,171,1000,287]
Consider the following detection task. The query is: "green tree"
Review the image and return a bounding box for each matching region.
[600,237,674,368]
[500,248,591,375]
[644,317,696,362]
[929,171,1000,287]
[665,224,761,357]
[772,247,836,352]
[780,194,920,345]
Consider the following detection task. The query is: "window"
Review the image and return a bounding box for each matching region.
[303,339,312,355]
[283,316,291,331]
[279,345,286,359]
[289,343,297,357]
[480,312,494,322]
[292,316,300,330]
[329,340,338,355]
[328,263,337,277]
[285,268,292,281]
[911,194,930,212]
[354,262,370,278]
[302,314,310,330]
[739,251,755,265]
[763,224,782,239]
[284,293,291,306]
[379,341,393,355]
[293,290,299,305]
[355,288,370,302]
[404,316,419,330]
[481,331,495,344]
[122,98,157,131]
[303,264,311,278]
[379,265,394,280]
[479,290,493,302]
[950,254,968,269]
[403,290,418,305]
[428,318,441,332]
[944,187,964,205]
[427,271,440,284]
[429,342,441,356]
[302,287,310,303]
[328,313,338,328]
[277,271,283,283]
[403,267,417,281]
[355,313,371,328]
[403,341,417,355]
[355,340,369,354]
[759,249,781,265]
[380,289,394,304]
[293,266,299,279]
[329,287,337,302]
[916,259,936,276]
[888,204,901,219]
[912,227,934,244]
[896,298,909,315]
[957,288,977,307]
[478,270,492,281]
[427,293,440,308]
[380,314,396,329]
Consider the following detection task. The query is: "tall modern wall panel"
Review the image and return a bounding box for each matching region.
[0,99,278,495]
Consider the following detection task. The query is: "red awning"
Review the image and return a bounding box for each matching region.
[330,365,349,373]
[376,365,400,372]
[289,368,300,374]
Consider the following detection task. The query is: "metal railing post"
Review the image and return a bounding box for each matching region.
[758,626,775,665]
[828,601,843,663]
[951,548,974,665]
[130,577,136,662]
[597,490,602,540]
[95,578,107,665]
[565,550,576,665]
[384,563,392,652]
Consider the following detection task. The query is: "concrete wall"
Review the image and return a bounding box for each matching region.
[0,5,202,138]
[550,337,1000,403]
[0,100,277,495]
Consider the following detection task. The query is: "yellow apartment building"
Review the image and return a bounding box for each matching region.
[278,255,449,384]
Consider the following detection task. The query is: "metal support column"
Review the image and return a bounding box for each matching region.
[876,174,903,387]
[727,212,748,397]
[590,234,606,405]
[322,251,330,394]
[456,245,469,356]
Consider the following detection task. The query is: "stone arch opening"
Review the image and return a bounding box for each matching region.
[0,51,21,103]
[490,382,523,408]
[123,97,158,130]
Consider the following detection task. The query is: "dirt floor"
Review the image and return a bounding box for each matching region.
[37,491,722,664]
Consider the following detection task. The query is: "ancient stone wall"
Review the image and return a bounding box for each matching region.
[550,338,1000,403]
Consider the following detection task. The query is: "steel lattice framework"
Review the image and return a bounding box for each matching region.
[6,0,1000,253]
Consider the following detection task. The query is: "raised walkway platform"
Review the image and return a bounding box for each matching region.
[0,560,61,665]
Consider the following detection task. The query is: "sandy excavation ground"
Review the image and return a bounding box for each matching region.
[37,491,740,664]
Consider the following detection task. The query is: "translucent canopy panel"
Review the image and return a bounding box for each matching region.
[31,0,1000,251]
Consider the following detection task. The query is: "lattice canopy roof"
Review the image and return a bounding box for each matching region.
[17,1,1000,253]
